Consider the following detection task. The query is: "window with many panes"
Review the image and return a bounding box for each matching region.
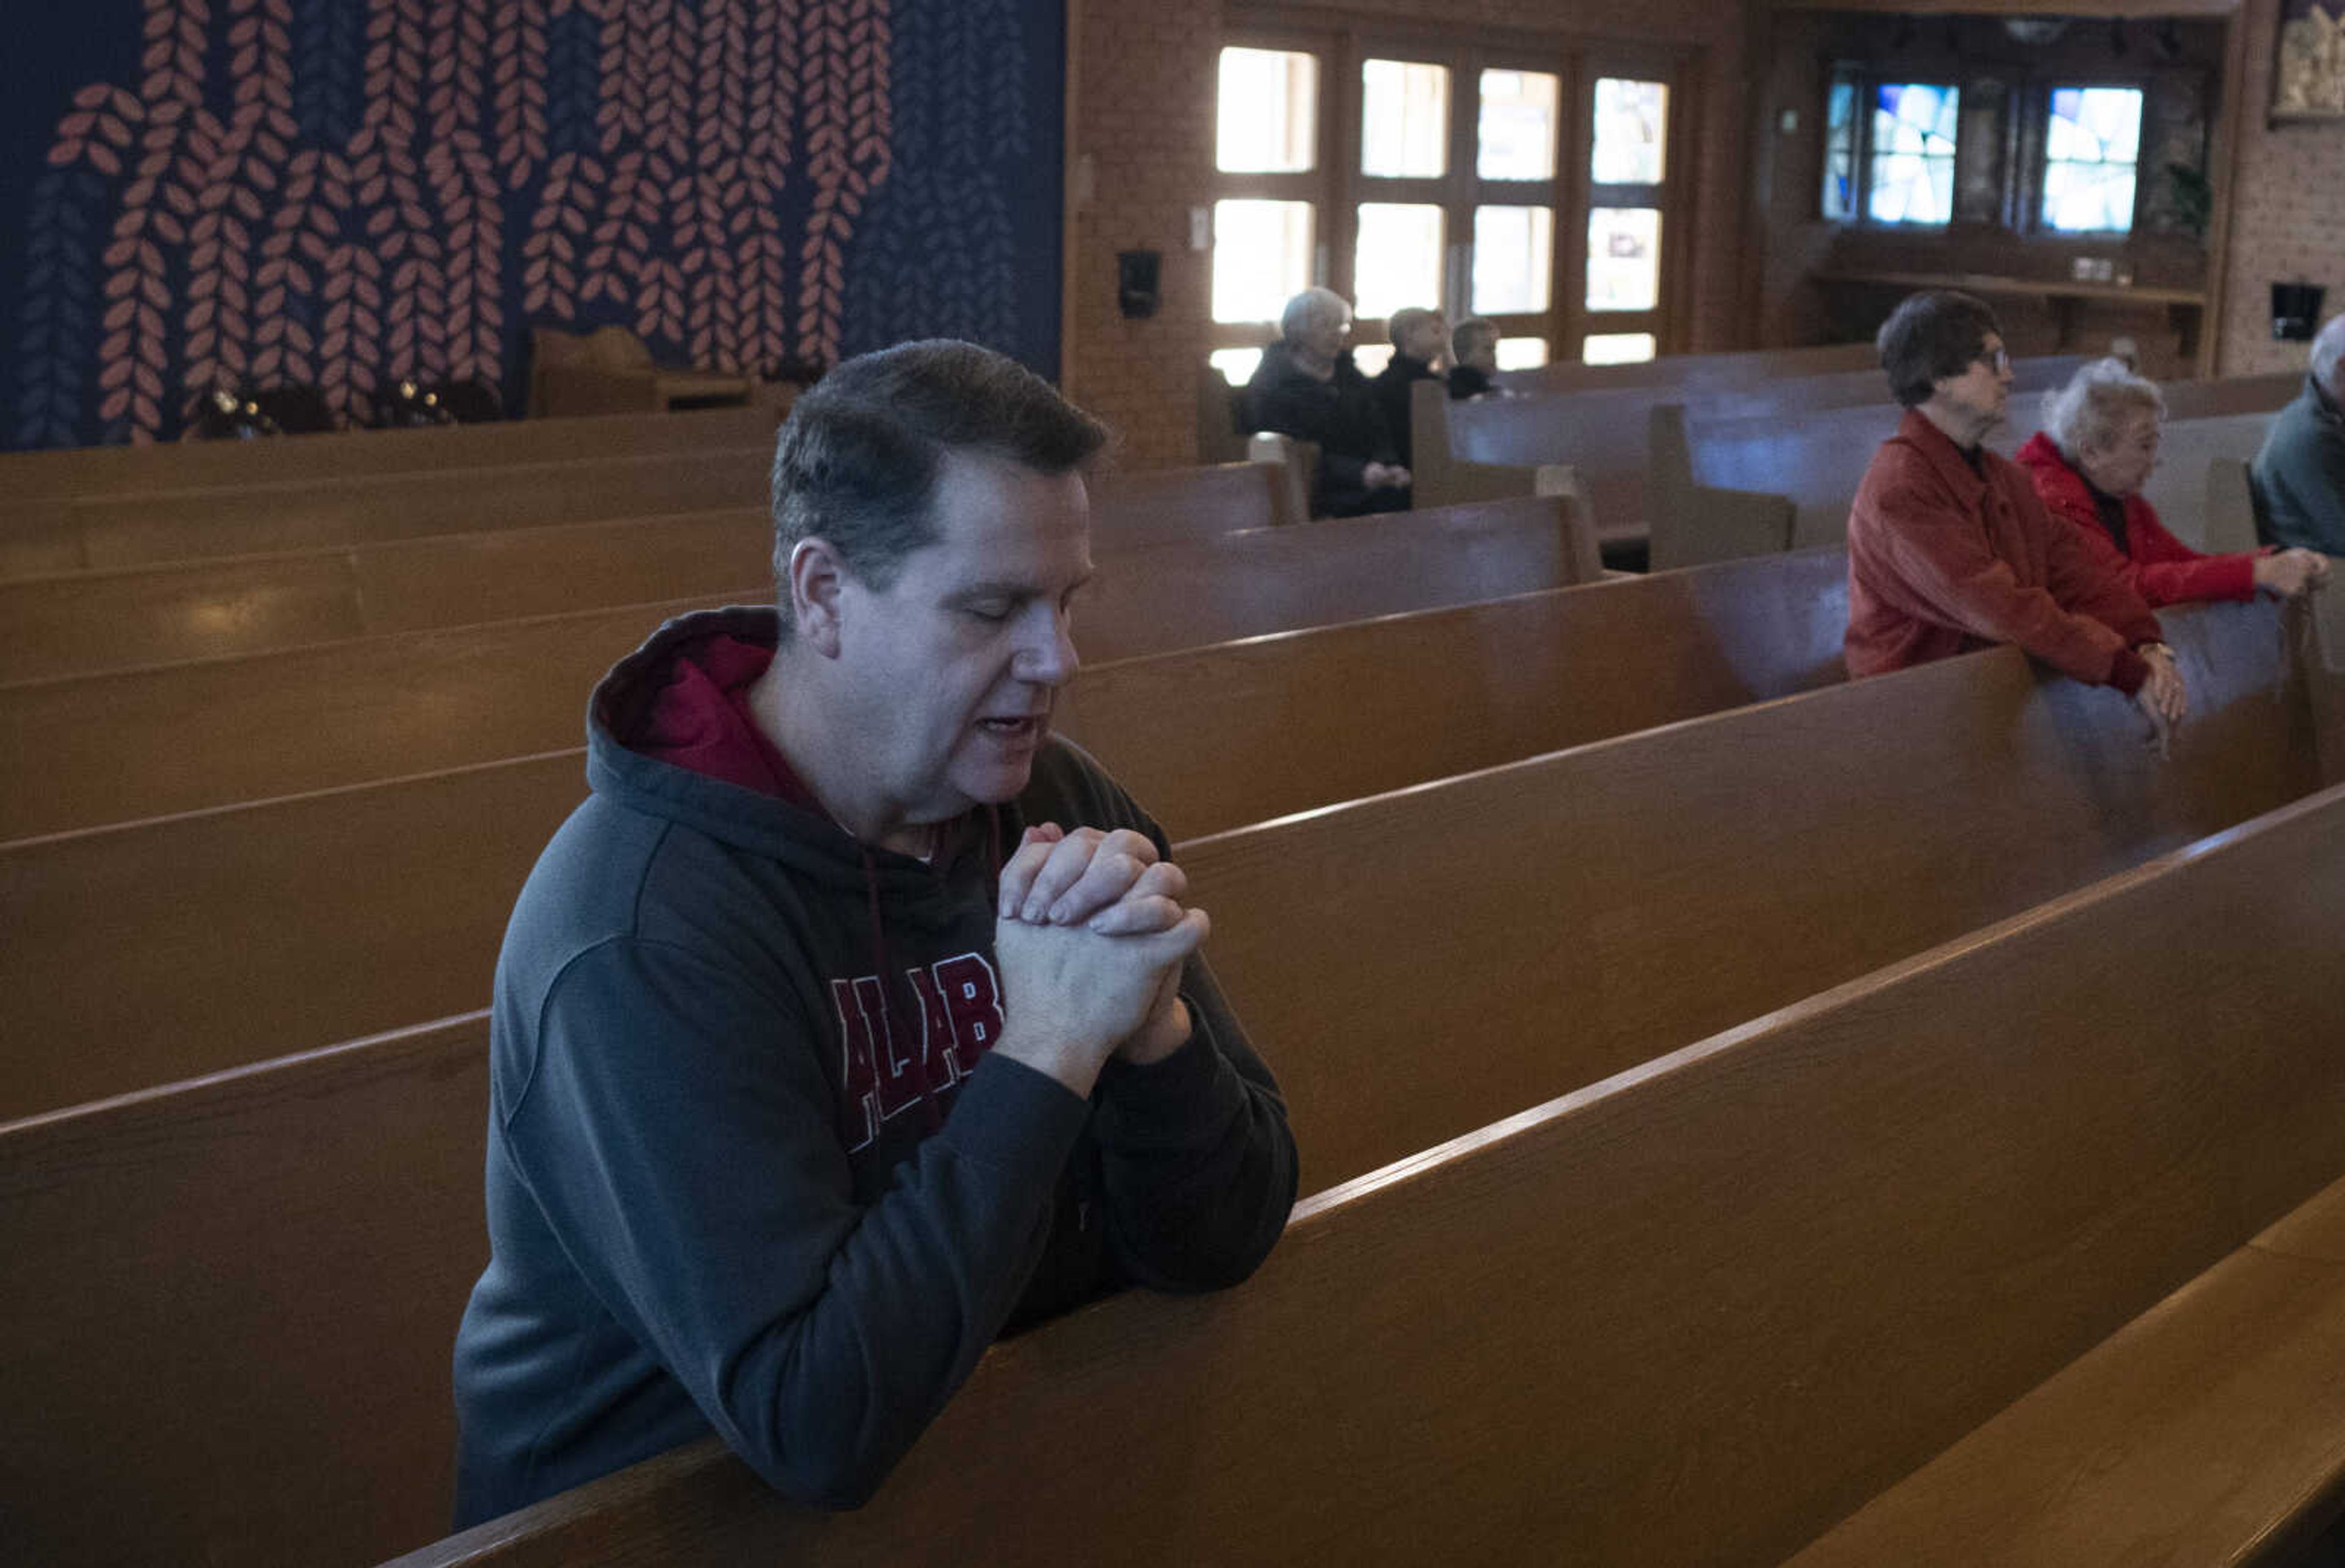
[1819,72,1959,227]
[2040,85,2143,234]
[1210,45,1325,387]
[1580,75,1669,363]
[1210,34,1687,379]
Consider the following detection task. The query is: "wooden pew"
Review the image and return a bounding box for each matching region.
[0,548,1833,1121]
[1437,356,2084,547]
[1492,339,1879,394]
[0,445,774,579]
[0,461,1303,684]
[0,509,769,684]
[2136,411,2274,554]
[0,403,777,509]
[1784,1167,2345,1566]
[60,763,2337,1568]
[1,597,2324,1564]
[0,1014,494,1568]
[0,493,1594,840]
[1659,374,2300,564]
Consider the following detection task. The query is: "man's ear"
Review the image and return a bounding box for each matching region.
[788,538,850,658]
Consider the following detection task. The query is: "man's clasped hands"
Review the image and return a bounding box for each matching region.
[987,826,1209,1097]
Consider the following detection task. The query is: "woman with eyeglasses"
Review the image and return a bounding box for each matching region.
[1844,291,2190,753]
[2017,358,2329,608]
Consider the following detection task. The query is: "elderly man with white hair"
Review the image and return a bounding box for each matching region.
[1241,286,1411,517]
[2252,311,2345,556]
[2018,358,2329,607]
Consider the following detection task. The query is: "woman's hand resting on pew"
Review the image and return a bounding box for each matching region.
[2135,642,2189,758]
[990,824,1211,1095]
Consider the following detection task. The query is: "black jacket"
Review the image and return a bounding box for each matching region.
[1243,341,1408,517]
[1370,351,1442,468]
[453,608,1297,1523]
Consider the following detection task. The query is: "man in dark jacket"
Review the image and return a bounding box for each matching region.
[451,341,1299,1525]
[2252,312,2345,556]
[1370,306,1448,468]
[1243,286,1411,516]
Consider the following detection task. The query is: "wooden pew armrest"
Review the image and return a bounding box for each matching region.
[1417,456,1544,509]
[1650,484,1795,573]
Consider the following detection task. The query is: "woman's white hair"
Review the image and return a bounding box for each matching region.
[1279,286,1351,340]
[2045,357,2165,457]
[2313,313,2345,395]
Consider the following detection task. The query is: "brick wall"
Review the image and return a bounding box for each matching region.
[1063,0,1223,471]
[1062,0,1747,471]
[2216,0,2344,376]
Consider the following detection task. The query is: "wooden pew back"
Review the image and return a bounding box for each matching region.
[0,509,771,684]
[2,599,2321,1565]
[0,543,1775,1123]
[1492,339,1879,393]
[3,446,773,579]
[1190,595,2315,1192]
[1060,547,1848,839]
[1671,376,2296,559]
[2157,368,2301,421]
[370,779,2345,1566]
[0,1016,491,1568]
[0,495,1593,840]
[0,460,1299,684]
[0,404,777,508]
[2137,411,2274,552]
[1086,459,1297,544]
[1442,358,2081,535]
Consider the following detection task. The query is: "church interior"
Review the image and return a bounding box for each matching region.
[5,0,2345,1562]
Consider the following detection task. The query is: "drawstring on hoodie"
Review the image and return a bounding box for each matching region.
[865,806,1008,1136]
[860,845,948,1136]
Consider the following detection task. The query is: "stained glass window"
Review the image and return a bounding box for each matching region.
[1867,83,1958,226]
[2041,86,2142,234]
[1821,77,1856,220]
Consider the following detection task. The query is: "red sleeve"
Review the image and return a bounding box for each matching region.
[2121,501,2260,605]
[2033,480,2164,648]
[1859,454,2139,687]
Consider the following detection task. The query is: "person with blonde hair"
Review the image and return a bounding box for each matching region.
[2017,358,2328,606]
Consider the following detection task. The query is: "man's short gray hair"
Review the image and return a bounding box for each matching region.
[768,339,1108,634]
[2313,313,2345,396]
[2044,357,2165,459]
[1280,287,1350,340]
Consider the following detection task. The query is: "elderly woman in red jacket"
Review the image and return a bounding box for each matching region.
[2016,358,2329,606]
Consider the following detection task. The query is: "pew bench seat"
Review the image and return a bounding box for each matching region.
[1784,1171,2345,1568]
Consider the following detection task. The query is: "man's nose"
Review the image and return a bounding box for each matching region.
[1016,605,1078,686]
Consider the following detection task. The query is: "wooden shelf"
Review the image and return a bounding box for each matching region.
[1813,269,2206,309]
[1811,269,2209,363]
